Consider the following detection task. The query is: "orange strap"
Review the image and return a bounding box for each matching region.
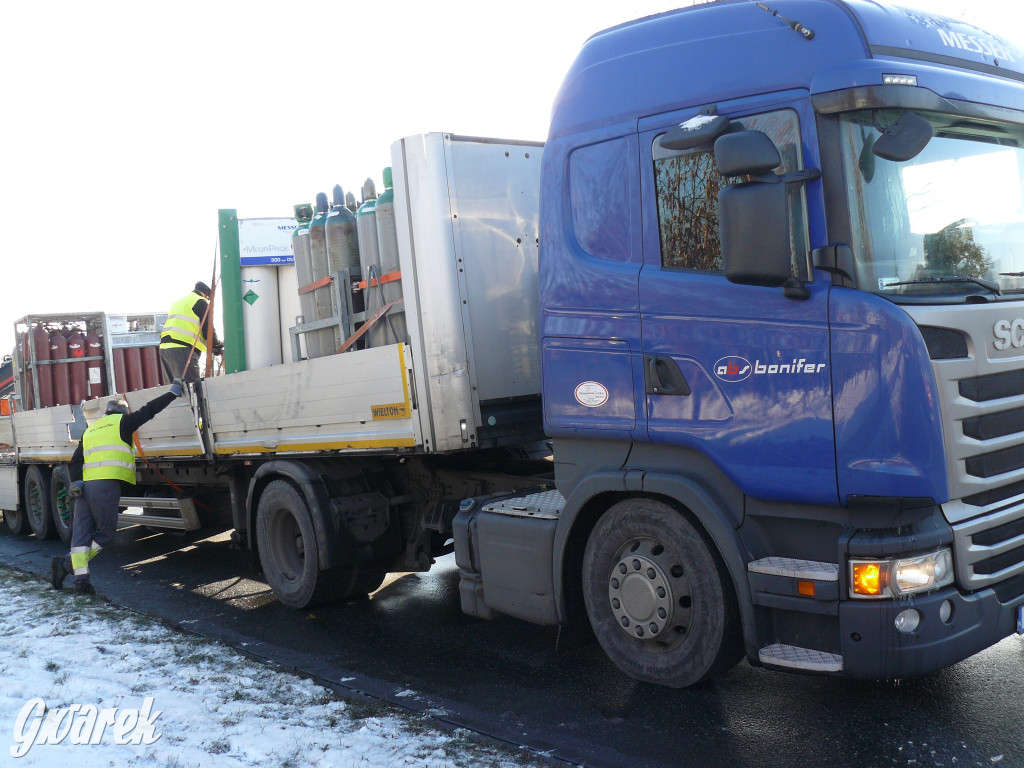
[337,298,404,353]
[355,270,401,290]
[298,275,333,295]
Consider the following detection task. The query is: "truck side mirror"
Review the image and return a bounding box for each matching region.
[872,111,932,162]
[715,131,791,287]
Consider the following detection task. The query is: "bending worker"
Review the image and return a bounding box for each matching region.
[51,380,184,595]
[159,281,223,383]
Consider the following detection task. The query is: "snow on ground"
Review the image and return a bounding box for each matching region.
[0,567,545,767]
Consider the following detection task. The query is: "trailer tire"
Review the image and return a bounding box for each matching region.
[50,466,74,544]
[24,466,56,540]
[3,505,29,535]
[582,498,743,688]
[257,479,356,609]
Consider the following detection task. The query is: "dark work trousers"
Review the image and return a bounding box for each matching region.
[159,344,201,383]
[62,479,121,584]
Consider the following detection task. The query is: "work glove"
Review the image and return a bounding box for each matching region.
[169,378,184,397]
[68,481,84,500]
[212,341,224,356]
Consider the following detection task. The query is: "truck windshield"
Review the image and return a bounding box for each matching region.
[839,110,1024,299]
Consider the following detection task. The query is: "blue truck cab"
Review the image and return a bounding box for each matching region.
[456,0,1024,688]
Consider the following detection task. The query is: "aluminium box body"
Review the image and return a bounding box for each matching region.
[392,133,543,453]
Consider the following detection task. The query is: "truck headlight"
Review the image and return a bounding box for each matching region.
[849,548,954,598]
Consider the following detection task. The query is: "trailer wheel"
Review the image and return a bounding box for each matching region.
[50,466,74,544]
[582,498,743,688]
[3,505,29,535]
[256,479,356,609]
[24,466,56,540]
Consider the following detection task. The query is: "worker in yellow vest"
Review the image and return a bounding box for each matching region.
[51,380,184,594]
[159,281,223,383]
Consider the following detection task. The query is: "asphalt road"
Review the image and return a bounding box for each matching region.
[2,523,1022,768]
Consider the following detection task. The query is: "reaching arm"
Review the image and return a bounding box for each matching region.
[118,391,176,442]
[192,298,221,349]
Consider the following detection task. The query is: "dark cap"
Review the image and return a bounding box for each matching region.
[194,281,211,297]
[105,399,129,415]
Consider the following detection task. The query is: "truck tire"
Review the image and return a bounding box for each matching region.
[50,466,74,544]
[3,505,29,535]
[256,479,357,609]
[24,465,56,540]
[582,498,743,688]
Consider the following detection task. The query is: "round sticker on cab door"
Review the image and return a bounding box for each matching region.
[574,381,609,408]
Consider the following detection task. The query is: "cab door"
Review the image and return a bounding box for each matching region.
[638,102,837,506]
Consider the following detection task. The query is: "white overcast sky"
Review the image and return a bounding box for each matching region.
[1,0,1022,352]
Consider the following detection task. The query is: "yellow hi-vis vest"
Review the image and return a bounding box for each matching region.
[160,291,207,353]
[82,414,136,484]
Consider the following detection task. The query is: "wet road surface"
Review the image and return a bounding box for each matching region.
[1,524,1022,768]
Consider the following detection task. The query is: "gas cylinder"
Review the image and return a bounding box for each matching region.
[292,203,320,360]
[308,192,331,358]
[356,178,381,348]
[326,184,362,351]
[373,167,407,348]
[85,331,106,398]
[19,333,33,410]
[112,348,127,394]
[141,346,161,389]
[66,331,88,405]
[346,191,358,212]
[124,347,144,392]
[32,325,54,408]
[49,331,70,406]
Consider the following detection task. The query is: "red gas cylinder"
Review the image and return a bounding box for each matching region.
[50,331,70,406]
[141,346,161,389]
[85,332,106,399]
[66,331,88,405]
[112,348,127,394]
[124,347,144,392]
[20,332,33,410]
[32,326,54,408]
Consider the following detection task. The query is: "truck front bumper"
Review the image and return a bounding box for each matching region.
[839,577,1024,678]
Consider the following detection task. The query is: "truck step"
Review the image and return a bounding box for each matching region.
[747,556,838,581]
[480,488,564,519]
[758,643,843,672]
[118,496,201,532]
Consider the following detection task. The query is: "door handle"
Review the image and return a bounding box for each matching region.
[645,355,691,396]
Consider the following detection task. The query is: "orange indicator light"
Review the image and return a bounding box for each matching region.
[852,563,883,596]
[797,580,815,597]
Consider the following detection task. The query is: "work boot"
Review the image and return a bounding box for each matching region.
[50,556,68,591]
[73,580,96,596]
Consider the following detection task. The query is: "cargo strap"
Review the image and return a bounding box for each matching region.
[337,298,404,353]
[355,270,401,291]
[298,269,401,295]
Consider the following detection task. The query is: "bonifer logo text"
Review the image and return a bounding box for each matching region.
[10,697,162,758]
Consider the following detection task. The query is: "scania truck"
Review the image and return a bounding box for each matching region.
[4,0,1024,688]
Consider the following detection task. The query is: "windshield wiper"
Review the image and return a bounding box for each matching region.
[887,276,1001,295]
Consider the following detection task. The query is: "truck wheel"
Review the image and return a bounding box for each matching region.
[24,466,56,540]
[3,506,29,535]
[50,466,74,544]
[256,479,356,609]
[582,498,743,688]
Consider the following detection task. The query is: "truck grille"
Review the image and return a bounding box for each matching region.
[902,306,1024,591]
